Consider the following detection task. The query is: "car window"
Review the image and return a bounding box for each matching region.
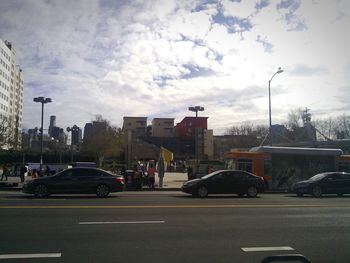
[71,169,99,177]
[228,171,247,181]
[339,173,350,180]
[222,172,234,181]
[211,172,225,181]
[310,173,327,180]
[202,170,222,180]
[57,169,73,178]
[326,174,341,181]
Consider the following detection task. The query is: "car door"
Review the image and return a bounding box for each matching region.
[227,171,248,194]
[335,173,350,194]
[69,168,98,193]
[321,174,341,194]
[343,174,350,194]
[206,172,227,194]
[49,169,76,193]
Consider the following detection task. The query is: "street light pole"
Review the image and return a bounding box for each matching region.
[33,97,52,174]
[40,101,44,168]
[268,67,283,146]
[67,125,79,163]
[188,106,205,175]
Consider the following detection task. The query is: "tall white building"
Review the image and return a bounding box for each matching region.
[0,39,24,148]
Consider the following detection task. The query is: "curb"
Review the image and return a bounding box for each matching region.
[0,187,22,191]
[0,186,181,192]
[0,186,289,194]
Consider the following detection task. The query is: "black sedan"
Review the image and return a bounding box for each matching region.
[291,172,350,197]
[22,167,125,198]
[181,170,265,198]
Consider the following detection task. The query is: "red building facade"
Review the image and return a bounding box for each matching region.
[175,117,208,137]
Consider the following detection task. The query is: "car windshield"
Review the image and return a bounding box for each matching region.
[201,170,224,180]
[309,173,328,181]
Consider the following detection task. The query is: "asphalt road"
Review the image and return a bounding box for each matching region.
[0,191,349,263]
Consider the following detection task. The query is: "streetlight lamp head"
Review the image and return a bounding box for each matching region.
[195,106,204,111]
[33,97,44,103]
[277,67,283,74]
[44,98,52,103]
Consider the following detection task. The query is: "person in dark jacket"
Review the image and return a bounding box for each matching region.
[1,163,8,181]
[20,164,27,183]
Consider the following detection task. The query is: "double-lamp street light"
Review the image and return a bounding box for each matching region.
[268,67,283,146]
[188,106,204,117]
[33,96,52,173]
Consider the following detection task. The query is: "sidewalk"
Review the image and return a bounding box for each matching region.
[0,172,189,191]
[149,172,188,191]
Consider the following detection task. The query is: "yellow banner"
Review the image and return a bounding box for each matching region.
[160,146,173,164]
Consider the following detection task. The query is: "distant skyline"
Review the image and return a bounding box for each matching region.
[0,0,349,135]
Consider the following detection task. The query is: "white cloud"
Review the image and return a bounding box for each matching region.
[0,0,349,135]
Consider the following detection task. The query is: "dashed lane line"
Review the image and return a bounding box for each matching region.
[0,253,62,259]
[79,220,165,225]
[242,246,294,252]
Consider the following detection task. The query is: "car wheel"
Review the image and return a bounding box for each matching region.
[96,184,110,198]
[311,186,322,197]
[34,184,48,198]
[197,186,208,198]
[247,186,258,197]
[337,193,343,197]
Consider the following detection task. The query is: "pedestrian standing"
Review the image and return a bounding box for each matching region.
[207,165,214,174]
[32,169,38,179]
[147,160,156,189]
[45,165,51,176]
[1,163,8,181]
[133,165,142,191]
[157,155,165,188]
[20,164,27,183]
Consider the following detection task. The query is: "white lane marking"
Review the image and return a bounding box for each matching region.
[79,220,165,225]
[241,246,294,252]
[0,198,67,201]
[0,253,62,259]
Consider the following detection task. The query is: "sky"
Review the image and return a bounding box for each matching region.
[0,0,349,135]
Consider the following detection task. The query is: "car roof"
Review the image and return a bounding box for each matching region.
[320,172,350,176]
[212,170,256,175]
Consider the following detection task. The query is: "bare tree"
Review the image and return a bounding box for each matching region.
[285,108,304,131]
[335,115,350,139]
[0,116,15,149]
[81,115,124,167]
[226,122,269,147]
[314,117,336,140]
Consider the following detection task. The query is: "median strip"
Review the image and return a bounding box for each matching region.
[242,246,294,252]
[0,253,62,259]
[79,220,165,225]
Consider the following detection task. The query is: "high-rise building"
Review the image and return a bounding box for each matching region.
[0,39,24,148]
[83,123,93,142]
[48,115,56,137]
[71,126,82,145]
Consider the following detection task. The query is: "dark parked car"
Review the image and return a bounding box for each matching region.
[181,170,265,198]
[291,172,350,197]
[22,167,125,198]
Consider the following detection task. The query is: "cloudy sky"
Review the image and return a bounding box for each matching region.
[0,0,349,135]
